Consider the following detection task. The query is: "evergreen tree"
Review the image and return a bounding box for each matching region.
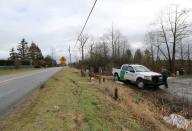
[44,55,56,67]
[143,49,152,67]
[126,49,133,63]
[134,49,143,64]
[29,43,43,60]
[29,42,44,67]
[9,48,17,60]
[17,39,29,60]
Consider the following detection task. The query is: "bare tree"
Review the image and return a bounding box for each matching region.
[156,5,191,73]
[102,26,129,60]
[145,31,157,65]
[89,39,95,58]
[78,34,88,61]
[186,43,191,74]
[145,30,163,70]
[111,25,115,58]
[179,40,185,67]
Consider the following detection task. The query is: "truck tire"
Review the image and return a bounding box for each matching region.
[136,78,145,89]
[154,86,159,90]
[114,73,120,81]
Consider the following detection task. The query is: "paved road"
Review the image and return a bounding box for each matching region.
[0,67,63,117]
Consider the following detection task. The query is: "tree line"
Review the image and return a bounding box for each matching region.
[8,38,56,68]
[74,30,157,74]
[145,5,192,74]
[72,5,192,75]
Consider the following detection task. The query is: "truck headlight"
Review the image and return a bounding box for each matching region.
[144,76,152,80]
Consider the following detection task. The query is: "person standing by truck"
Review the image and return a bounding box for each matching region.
[161,67,169,88]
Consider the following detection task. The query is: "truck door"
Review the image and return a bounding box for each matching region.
[126,66,135,81]
[120,65,128,80]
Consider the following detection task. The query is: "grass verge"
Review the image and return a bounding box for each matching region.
[0,68,38,76]
[0,67,148,131]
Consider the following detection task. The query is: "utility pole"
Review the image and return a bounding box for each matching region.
[68,45,72,64]
[51,48,55,66]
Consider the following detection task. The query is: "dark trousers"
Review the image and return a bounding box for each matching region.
[163,76,168,88]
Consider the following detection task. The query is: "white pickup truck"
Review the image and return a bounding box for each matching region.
[112,64,165,89]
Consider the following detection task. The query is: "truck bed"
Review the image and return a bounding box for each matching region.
[112,68,120,76]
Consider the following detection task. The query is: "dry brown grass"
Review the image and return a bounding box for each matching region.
[70,112,86,130]
[90,77,181,131]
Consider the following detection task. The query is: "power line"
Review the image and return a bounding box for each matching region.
[75,0,98,47]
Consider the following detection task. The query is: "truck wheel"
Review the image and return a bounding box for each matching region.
[136,78,145,89]
[154,86,159,90]
[114,73,120,81]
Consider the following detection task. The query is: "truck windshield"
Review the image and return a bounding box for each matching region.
[134,66,150,72]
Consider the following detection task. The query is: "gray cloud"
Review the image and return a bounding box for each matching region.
[0,0,191,62]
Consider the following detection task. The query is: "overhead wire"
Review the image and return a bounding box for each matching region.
[75,0,98,47]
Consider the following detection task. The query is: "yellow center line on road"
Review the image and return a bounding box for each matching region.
[0,69,48,85]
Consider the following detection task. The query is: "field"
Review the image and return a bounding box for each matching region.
[0,68,38,76]
[0,67,177,131]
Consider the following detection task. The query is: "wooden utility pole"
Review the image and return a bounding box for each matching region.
[51,48,55,66]
[68,45,72,64]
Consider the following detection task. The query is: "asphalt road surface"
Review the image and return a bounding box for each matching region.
[0,67,63,117]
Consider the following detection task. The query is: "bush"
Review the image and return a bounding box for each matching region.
[0,60,31,66]
[20,60,31,65]
[0,60,14,66]
[33,60,46,68]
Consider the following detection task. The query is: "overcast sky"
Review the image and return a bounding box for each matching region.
[0,0,192,62]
